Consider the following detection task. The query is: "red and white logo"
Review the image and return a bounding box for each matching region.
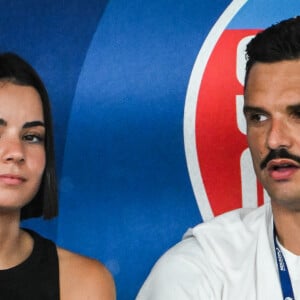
[184,1,269,221]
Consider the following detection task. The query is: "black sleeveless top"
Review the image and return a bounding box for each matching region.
[0,229,60,299]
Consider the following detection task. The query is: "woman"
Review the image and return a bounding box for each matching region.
[0,53,116,299]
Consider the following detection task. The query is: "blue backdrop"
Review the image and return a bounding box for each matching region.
[0,0,297,299]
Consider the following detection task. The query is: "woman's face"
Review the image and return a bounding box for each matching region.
[0,82,45,214]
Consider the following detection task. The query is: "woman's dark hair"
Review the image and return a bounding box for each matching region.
[245,16,300,88]
[0,52,58,219]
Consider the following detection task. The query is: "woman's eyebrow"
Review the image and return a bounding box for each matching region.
[23,121,45,129]
[0,119,45,128]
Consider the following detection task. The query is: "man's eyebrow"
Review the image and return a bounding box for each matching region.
[287,103,300,112]
[243,105,267,115]
[23,121,45,129]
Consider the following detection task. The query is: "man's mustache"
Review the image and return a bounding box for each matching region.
[260,148,300,170]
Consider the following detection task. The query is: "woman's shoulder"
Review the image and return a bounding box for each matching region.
[57,247,116,300]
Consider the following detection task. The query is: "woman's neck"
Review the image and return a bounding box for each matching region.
[0,212,33,269]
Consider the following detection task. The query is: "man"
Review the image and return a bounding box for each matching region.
[137,16,300,299]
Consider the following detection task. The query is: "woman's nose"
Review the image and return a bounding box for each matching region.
[1,138,25,163]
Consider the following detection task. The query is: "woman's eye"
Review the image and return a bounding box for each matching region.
[23,134,44,144]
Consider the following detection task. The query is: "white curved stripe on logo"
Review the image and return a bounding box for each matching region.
[183,0,248,221]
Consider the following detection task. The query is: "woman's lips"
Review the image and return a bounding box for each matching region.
[0,174,26,185]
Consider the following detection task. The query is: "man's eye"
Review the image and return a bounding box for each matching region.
[248,113,268,123]
[292,111,300,119]
[23,134,44,143]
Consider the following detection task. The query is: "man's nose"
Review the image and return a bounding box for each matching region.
[266,118,292,150]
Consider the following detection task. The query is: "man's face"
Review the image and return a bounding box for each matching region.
[244,60,300,210]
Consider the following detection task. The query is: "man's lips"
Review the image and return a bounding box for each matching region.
[0,174,26,185]
[266,159,300,180]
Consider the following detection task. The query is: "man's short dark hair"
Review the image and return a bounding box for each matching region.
[245,16,300,88]
[0,52,58,219]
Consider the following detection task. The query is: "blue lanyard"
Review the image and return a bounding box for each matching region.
[273,227,295,300]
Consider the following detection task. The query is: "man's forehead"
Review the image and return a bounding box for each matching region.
[248,60,300,78]
[245,60,300,96]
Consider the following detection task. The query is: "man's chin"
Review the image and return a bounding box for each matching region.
[271,196,300,212]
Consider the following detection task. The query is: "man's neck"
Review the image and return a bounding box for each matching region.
[272,202,300,255]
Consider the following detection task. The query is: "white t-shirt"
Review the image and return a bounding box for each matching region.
[277,239,300,299]
[137,203,299,300]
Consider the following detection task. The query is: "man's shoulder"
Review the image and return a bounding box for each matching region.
[136,236,212,299]
[148,203,272,271]
[183,203,271,255]
[188,202,271,240]
[149,203,272,278]
[137,204,273,299]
